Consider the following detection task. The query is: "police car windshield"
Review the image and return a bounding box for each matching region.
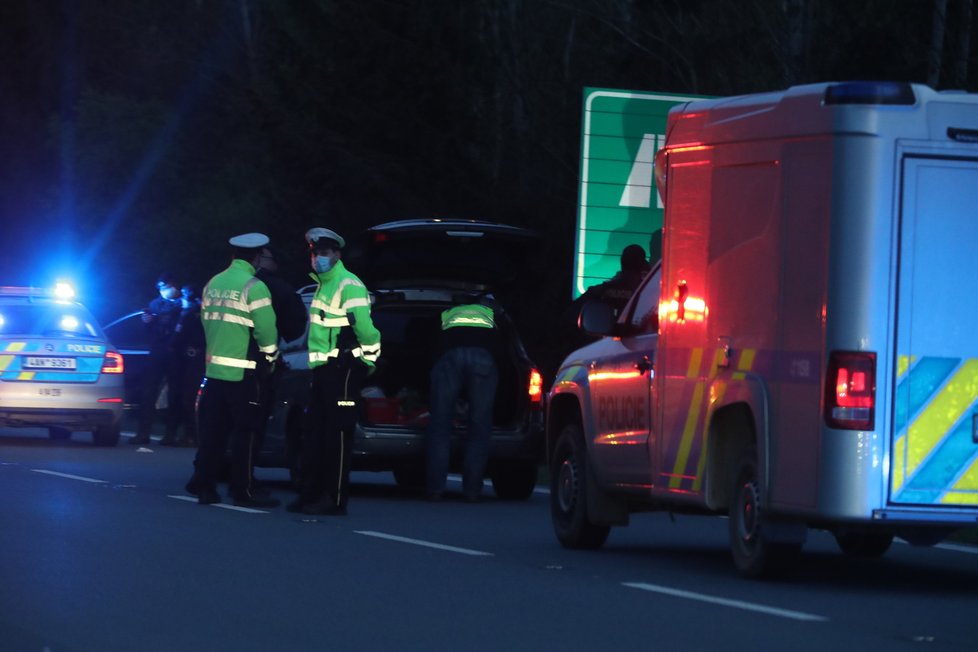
[0,303,103,338]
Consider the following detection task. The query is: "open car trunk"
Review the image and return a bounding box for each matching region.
[358,301,524,430]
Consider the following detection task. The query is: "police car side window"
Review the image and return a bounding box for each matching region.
[627,266,660,334]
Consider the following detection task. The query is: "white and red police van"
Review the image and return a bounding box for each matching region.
[547,81,978,577]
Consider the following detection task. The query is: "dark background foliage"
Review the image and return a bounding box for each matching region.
[1,0,974,378]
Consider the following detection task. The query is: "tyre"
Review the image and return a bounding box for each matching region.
[835,531,894,558]
[490,462,538,500]
[92,423,120,447]
[550,422,610,549]
[48,426,72,440]
[728,446,801,578]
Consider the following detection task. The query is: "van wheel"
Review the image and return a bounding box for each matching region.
[728,446,801,578]
[550,422,610,549]
[92,424,120,447]
[48,427,72,440]
[834,531,893,558]
[491,462,538,500]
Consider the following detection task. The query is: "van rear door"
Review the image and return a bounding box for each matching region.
[892,155,978,506]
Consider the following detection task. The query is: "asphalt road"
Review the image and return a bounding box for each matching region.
[2,428,978,652]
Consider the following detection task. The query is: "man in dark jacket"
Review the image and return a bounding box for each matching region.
[426,296,503,503]
[130,273,184,445]
[252,245,307,473]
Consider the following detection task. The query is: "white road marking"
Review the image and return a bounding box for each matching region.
[355,530,494,556]
[622,582,828,622]
[168,495,269,513]
[31,469,106,484]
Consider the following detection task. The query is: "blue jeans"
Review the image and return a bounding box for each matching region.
[426,346,498,497]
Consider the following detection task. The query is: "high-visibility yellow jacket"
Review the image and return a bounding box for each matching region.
[441,303,495,330]
[435,303,501,358]
[200,259,279,381]
[307,260,381,369]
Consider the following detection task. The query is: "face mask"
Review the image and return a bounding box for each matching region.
[313,255,333,274]
[160,285,180,300]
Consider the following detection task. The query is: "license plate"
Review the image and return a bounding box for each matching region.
[24,356,77,370]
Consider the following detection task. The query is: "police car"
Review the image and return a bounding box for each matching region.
[0,284,124,446]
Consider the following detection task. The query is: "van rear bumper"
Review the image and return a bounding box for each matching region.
[872,506,978,526]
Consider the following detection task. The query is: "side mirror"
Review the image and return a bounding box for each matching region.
[580,300,616,337]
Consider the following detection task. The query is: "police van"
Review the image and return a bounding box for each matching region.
[547,81,978,576]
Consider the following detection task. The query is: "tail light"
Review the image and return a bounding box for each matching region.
[528,368,543,405]
[824,351,875,430]
[102,351,124,374]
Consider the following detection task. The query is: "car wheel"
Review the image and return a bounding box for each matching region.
[48,427,72,440]
[490,462,538,500]
[834,531,894,558]
[92,423,120,447]
[728,446,801,578]
[550,422,610,549]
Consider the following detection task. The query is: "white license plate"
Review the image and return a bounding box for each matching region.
[24,356,77,370]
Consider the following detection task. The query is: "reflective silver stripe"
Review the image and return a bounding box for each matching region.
[209,354,257,369]
[360,342,381,353]
[202,297,250,311]
[259,343,279,354]
[249,297,272,310]
[450,316,494,327]
[203,312,255,328]
[351,346,380,362]
[310,314,349,327]
[310,349,340,362]
[342,297,370,310]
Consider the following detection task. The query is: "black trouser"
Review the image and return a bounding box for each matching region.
[253,363,283,461]
[137,348,182,438]
[301,357,366,508]
[178,346,205,442]
[194,374,261,498]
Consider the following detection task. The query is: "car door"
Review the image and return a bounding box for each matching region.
[587,265,660,488]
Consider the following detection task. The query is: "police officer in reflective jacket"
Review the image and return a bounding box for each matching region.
[287,227,381,516]
[426,298,502,502]
[187,233,280,508]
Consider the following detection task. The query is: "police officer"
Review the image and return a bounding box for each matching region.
[286,227,380,516]
[168,284,205,447]
[130,273,184,446]
[187,233,281,508]
[426,298,502,502]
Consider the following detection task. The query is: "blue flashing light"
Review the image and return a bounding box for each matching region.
[54,281,76,300]
[824,81,916,106]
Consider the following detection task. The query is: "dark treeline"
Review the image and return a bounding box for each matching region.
[1,0,974,377]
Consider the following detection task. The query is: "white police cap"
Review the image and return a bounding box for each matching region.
[228,232,270,249]
[305,227,345,249]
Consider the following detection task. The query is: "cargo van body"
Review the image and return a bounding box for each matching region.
[546,82,978,576]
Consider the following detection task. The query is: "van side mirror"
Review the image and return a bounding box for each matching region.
[580,300,616,337]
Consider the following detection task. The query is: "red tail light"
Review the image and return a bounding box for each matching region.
[528,368,543,404]
[824,351,875,430]
[102,351,124,374]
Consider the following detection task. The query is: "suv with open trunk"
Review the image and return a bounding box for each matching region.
[258,219,545,499]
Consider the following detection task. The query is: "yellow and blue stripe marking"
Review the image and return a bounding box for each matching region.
[0,340,104,383]
[893,355,978,505]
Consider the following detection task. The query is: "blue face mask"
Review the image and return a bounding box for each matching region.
[313,255,333,274]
